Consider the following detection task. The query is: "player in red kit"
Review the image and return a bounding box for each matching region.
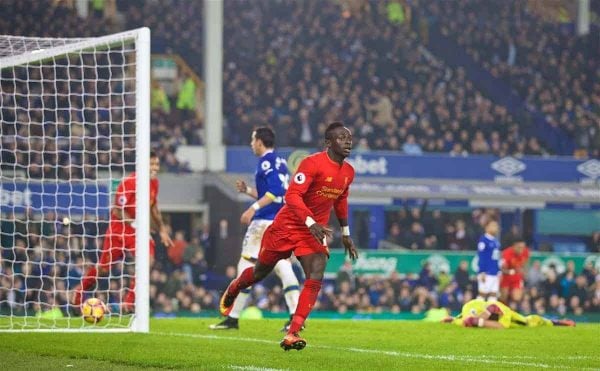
[72,151,173,311]
[500,237,530,304]
[219,122,358,351]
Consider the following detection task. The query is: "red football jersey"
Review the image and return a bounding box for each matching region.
[269,151,354,239]
[111,172,159,223]
[502,245,530,278]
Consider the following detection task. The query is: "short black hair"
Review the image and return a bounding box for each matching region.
[325,122,345,141]
[150,150,158,158]
[254,126,275,148]
[512,236,526,244]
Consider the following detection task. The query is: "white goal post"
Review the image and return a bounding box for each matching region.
[0,28,150,332]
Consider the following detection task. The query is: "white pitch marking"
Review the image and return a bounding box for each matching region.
[154,331,595,369]
[228,365,289,371]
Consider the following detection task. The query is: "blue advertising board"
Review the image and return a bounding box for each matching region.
[226,147,600,184]
[0,181,110,217]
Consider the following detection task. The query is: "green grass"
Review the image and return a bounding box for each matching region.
[0,318,598,370]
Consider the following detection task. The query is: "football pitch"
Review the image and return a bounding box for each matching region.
[0,318,598,370]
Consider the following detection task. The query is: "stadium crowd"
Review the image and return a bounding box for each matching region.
[220,0,550,157]
[420,0,600,157]
[0,0,191,178]
[3,210,598,319]
[4,0,599,163]
[0,0,598,323]
[149,234,600,318]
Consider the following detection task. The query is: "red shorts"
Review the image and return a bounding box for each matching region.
[99,223,155,267]
[500,275,523,290]
[257,225,329,266]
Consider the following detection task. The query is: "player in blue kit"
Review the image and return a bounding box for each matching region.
[477,220,501,301]
[210,127,300,331]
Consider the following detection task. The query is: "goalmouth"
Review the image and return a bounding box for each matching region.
[0,28,150,332]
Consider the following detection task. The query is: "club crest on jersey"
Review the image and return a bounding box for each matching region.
[325,176,333,182]
[294,172,306,184]
[261,160,271,171]
[117,195,127,206]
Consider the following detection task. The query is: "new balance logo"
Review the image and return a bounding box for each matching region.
[325,176,333,182]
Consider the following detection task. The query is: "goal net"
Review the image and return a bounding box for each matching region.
[0,28,151,332]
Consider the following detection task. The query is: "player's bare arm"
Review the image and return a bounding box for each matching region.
[151,202,174,247]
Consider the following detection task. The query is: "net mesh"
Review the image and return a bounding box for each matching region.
[0,33,141,330]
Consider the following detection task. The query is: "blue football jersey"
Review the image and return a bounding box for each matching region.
[253,151,288,221]
[477,234,500,275]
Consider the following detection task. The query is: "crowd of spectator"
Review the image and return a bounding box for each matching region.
[149,236,600,319]
[382,204,497,251]
[1,0,599,322]
[1,208,598,320]
[421,0,600,157]
[0,0,191,178]
[220,0,549,158]
[5,0,598,164]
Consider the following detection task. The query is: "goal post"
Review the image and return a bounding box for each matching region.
[133,27,150,334]
[0,28,151,332]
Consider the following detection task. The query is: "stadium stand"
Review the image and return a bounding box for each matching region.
[4,0,598,162]
[220,0,553,157]
[420,0,600,157]
[1,0,597,320]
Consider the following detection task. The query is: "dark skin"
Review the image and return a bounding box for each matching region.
[251,126,358,282]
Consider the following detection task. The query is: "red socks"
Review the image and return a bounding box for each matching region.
[80,266,98,291]
[288,279,321,334]
[229,267,257,296]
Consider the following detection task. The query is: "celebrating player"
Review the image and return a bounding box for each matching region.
[500,237,530,304]
[218,122,357,351]
[476,220,500,301]
[210,127,300,331]
[72,151,173,311]
[444,299,575,329]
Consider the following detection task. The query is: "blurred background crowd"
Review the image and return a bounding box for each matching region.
[1,210,598,318]
[1,0,598,163]
[0,0,598,320]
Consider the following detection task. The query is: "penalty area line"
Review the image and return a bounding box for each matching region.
[154,331,585,369]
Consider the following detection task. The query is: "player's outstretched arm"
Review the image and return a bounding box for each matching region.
[151,202,173,247]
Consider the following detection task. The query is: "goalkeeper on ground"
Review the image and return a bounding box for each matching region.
[443,299,575,329]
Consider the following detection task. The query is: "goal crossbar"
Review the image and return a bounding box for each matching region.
[0,29,147,69]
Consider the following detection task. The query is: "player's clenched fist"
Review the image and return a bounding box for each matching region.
[236,179,248,193]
